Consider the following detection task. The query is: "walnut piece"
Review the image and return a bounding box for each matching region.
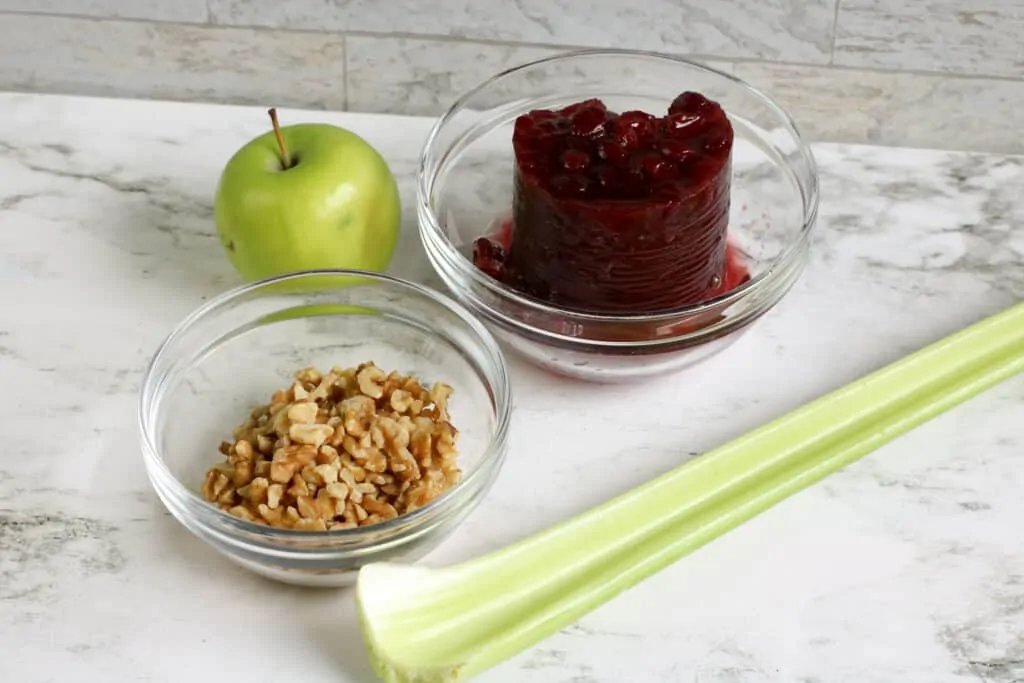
[200,362,461,531]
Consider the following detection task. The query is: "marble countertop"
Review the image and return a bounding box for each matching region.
[1,92,1022,683]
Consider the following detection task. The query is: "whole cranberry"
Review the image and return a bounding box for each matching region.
[669,91,710,115]
[637,153,674,180]
[513,115,537,140]
[571,107,607,137]
[536,117,564,138]
[596,137,628,163]
[473,237,506,263]
[528,109,561,123]
[561,98,606,118]
[616,111,657,140]
[610,125,640,152]
[703,130,732,154]
[476,257,505,280]
[665,112,708,136]
[660,139,698,164]
[561,149,591,171]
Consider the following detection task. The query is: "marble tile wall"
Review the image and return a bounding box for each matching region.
[0,1,1021,153]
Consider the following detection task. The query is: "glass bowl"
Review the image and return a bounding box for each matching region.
[418,49,819,382]
[138,270,512,587]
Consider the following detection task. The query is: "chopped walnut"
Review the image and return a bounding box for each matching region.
[200,362,461,531]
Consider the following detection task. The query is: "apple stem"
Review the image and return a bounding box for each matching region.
[267,107,293,170]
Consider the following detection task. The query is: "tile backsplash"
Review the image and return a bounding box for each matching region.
[1,0,1021,153]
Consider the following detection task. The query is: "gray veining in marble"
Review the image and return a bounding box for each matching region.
[209,0,837,63]
[0,13,346,109]
[0,0,207,22]
[1,91,1022,682]
[835,0,1024,78]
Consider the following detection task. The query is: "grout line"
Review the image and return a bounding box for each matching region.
[830,0,842,65]
[0,7,208,25]
[341,34,349,111]
[0,10,1023,85]
[707,57,1024,83]
[7,84,1022,156]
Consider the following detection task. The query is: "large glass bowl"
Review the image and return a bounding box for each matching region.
[138,270,512,587]
[418,49,819,382]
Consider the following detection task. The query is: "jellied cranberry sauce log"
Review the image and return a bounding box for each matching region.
[473,92,736,315]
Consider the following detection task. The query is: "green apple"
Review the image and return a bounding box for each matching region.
[257,302,382,325]
[214,110,401,283]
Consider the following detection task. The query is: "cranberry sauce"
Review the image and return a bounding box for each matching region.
[476,217,750,307]
[473,92,740,314]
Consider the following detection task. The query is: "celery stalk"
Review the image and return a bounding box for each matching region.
[357,301,1024,683]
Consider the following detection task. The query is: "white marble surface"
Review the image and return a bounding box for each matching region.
[1,92,1023,683]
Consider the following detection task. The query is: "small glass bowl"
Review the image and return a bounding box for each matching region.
[418,49,820,382]
[138,270,512,587]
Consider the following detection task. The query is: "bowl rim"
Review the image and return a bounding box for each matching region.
[138,268,513,549]
[417,48,820,327]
